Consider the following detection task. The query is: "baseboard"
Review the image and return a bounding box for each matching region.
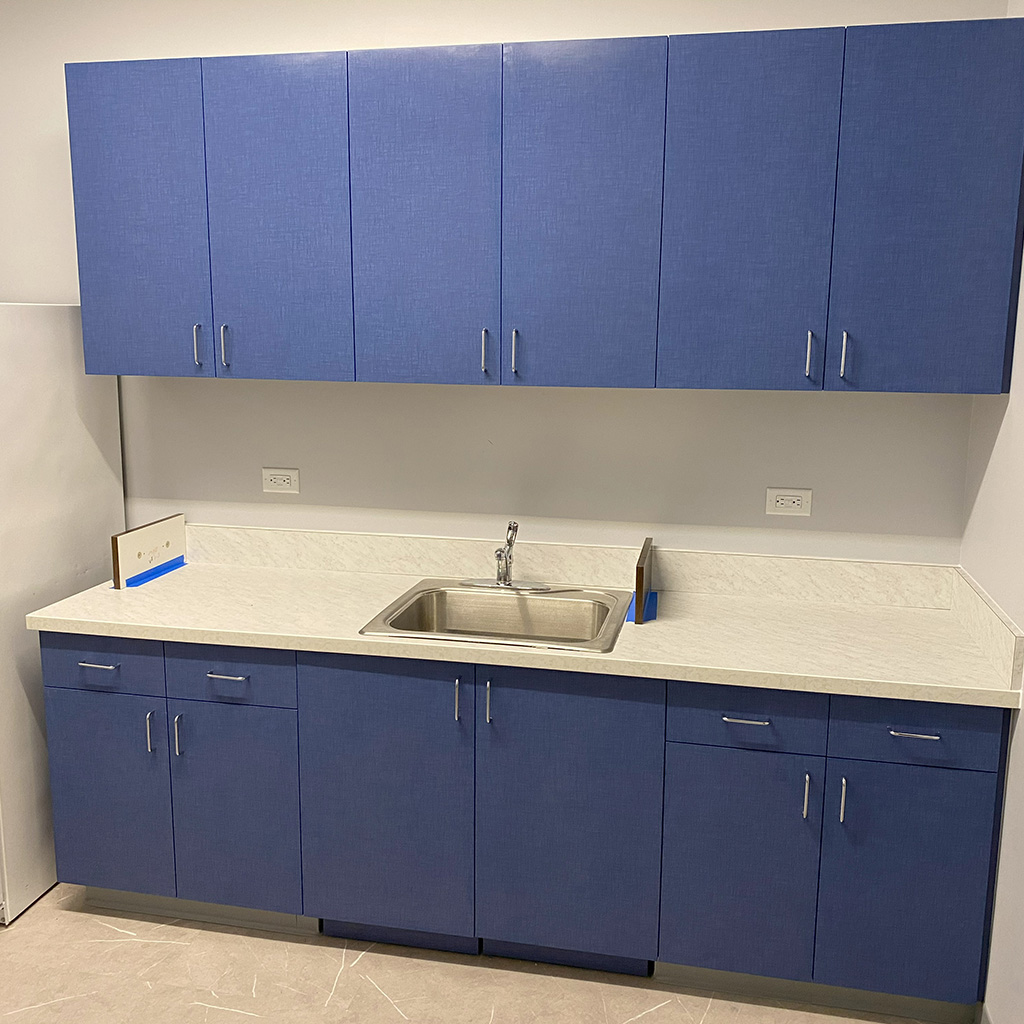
[83,887,319,937]
[654,963,980,1024]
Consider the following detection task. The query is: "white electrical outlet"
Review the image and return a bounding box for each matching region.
[262,468,300,494]
[766,487,812,516]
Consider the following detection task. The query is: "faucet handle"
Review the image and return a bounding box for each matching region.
[506,521,518,547]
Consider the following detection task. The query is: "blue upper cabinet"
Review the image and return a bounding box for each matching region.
[349,46,501,384]
[66,59,215,376]
[202,53,354,381]
[658,29,844,390]
[501,38,667,387]
[827,19,1024,393]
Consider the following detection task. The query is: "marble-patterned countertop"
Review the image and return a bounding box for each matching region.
[25,557,1022,708]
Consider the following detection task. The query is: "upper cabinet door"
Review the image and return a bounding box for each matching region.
[658,29,844,390]
[501,38,667,387]
[349,45,501,384]
[203,53,354,381]
[66,59,215,376]
[827,20,1024,393]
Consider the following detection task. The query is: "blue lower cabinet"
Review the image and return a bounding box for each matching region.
[475,668,665,962]
[167,699,301,914]
[298,655,475,939]
[660,743,824,981]
[814,758,1000,1003]
[44,687,175,897]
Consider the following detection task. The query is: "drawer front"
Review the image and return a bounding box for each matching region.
[828,696,1006,772]
[40,632,165,697]
[164,643,296,707]
[668,681,829,755]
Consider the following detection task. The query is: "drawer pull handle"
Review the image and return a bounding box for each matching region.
[193,324,202,367]
[486,680,492,724]
[511,329,519,375]
[481,329,487,374]
[173,714,182,756]
[78,662,119,671]
[889,729,941,741]
[805,330,812,378]
[840,331,848,379]
[802,773,810,819]
[220,324,229,367]
[206,673,249,682]
[722,716,770,727]
[840,776,847,823]
[454,677,460,722]
[146,711,154,753]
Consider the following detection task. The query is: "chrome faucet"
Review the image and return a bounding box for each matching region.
[495,521,518,586]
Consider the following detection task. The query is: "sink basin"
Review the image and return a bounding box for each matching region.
[360,578,633,653]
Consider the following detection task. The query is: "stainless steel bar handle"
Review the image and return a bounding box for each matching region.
[805,331,812,378]
[803,773,810,819]
[721,716,771,727]
[481,329,487,374]
[78,662,119,671]
[206,673,249,682]
[193,324,202,367]
[173,714,182,756]
[839,777,847,823]
[146,711,154,754]
[889,729,941,741]
[840,331,848,379]
[454,678,460,722]
[486,680,492,724]
[220,324,229,367]
[511,329,518,374]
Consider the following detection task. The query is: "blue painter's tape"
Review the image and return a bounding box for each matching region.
[626,590,658,623]
[125,554,186,588]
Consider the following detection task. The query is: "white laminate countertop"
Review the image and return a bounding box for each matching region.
[25,555,1023,709]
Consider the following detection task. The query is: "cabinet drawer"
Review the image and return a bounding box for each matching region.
[828,696,1006,772]
[40,632,165,697]
[668,682,828,755]
[165,643,296,707]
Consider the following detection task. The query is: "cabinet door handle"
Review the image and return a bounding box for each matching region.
[481,329,487,374]
[173,714,182,756]
[193,324,202,367]
[486,679,492,723]
[721,716,770,727]
[805,331,812,378]
[220,324,229,367]
[840,331,848,379]
[889,729,941,741]
[511,329,518,375]
[802,773,810,819]
[839,776,847,823]
[78,662,119,671]
[146,710,154,754]
[206,672,248,682]
[454,677,460,722]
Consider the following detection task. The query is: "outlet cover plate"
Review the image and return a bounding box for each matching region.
[263,468,300,494]
[766,487,812,516]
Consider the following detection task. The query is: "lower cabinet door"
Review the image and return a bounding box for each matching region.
[168,699,301,913]
[44,687,175,896]
[476,668,665,960]
[660,743,824,980]
[298,655,476,937]
[814,758,999,1003]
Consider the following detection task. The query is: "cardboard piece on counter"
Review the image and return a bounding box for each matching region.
[112,514,186,589]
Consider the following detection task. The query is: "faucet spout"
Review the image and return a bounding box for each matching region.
[495,520,518,586]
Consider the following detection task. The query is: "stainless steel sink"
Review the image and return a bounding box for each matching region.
[360,578,633,653]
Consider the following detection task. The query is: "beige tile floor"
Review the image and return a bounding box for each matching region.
[0,885,930,1024]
